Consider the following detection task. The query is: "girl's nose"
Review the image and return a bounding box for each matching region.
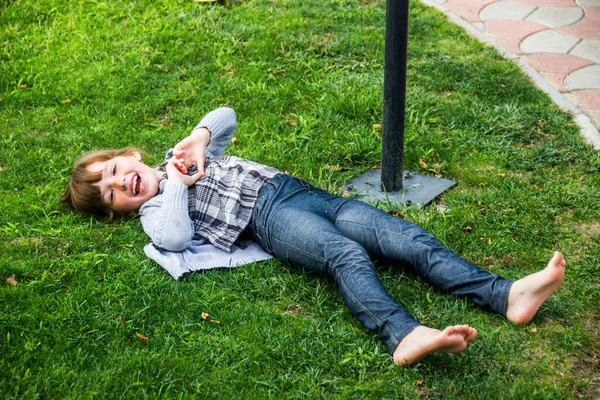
[113,177,126,191]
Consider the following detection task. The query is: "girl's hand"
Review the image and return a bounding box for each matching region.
[173,127,211,178]
[166,158,203,187]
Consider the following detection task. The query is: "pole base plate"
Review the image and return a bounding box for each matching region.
[343,169,456,207]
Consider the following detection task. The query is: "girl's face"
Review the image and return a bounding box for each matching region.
[88,152,164,213]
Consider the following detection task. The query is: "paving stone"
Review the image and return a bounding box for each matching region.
[445,0,499,22]
[558,19,600,39]
[564,91,577,104]
[445,3,482,22]
[520,30,580,53]
[524,53,594,74]
[515,0,576,6]
[493,36,524,53]
[483,20,548,54]
[445,0,501,5]
[484,19,547,38]
[480,0,536,21]
[526,7,583,28]
[570,39,600,63]
[565,65,600,89]
[540,72,569,91]
[428,0,600,132]
[588,110,600,127]
[472,22,486,31]
[572,89,600,109]
[583,6,600,20]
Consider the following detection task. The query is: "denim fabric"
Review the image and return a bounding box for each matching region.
[251,174,514,355]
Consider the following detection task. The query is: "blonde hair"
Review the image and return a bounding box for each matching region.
[60,148,143,219]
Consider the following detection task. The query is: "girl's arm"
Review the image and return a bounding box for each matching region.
[172,107,237,176]
[140,108,236,252]
[200,107,236,158]
[140,183,194,252]
[139,159,202,252]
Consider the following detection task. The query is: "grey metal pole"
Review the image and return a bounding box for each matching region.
[380,0,409,192]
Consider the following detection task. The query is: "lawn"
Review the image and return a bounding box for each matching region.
[1,0,599,398]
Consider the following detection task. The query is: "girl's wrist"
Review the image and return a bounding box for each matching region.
[166,176,188,186]
[191,126,212,145]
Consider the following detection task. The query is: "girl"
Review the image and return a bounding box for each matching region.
[61,107,566,366]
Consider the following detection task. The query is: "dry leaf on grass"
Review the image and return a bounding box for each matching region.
[136,332,148,342]
[6,274,17,286]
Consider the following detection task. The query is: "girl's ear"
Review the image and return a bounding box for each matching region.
[127,150,142,162]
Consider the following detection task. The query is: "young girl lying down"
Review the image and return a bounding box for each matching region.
[61,107,566,366]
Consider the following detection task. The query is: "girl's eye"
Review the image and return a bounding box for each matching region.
[112,165,117,175]
[110,189,114,203]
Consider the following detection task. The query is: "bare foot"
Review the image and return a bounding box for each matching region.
[505,251,566,325]
[393,325,478,367]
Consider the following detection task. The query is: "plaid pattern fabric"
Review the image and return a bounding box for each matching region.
[160,152,280,252]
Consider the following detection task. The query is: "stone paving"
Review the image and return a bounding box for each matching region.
[422,0,600,148]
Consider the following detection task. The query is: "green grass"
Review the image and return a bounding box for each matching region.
[1,0,599,398]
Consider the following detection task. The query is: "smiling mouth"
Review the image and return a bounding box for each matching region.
[132,174,141,196]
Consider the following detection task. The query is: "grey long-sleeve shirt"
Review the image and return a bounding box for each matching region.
[139,107,237,251]
[140,107,274,279]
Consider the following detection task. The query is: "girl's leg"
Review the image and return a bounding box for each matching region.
[252,176,421,354]
[258,203,422,355]
[251,176,478,363]
[333,199,513,316]
[333,198,566,323]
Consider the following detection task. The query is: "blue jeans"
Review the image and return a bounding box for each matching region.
[251,174,514,355]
